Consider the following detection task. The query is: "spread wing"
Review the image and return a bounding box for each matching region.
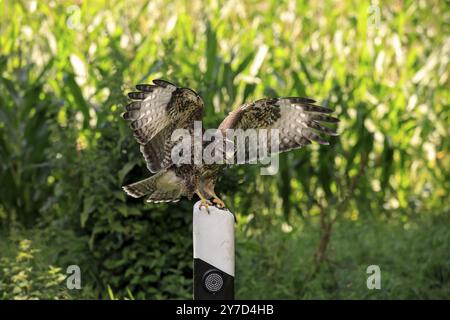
[218,97,339,163]
[122,79,203,173]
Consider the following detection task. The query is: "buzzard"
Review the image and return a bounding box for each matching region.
[122,79,339,210]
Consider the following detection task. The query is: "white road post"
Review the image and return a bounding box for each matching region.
[193,201,235,299]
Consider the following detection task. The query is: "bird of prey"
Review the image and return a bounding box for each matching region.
[122,79,339,210]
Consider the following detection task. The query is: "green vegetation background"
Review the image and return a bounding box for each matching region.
[0,0,448,299]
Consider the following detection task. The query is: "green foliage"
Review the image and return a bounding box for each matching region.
[236,211,450,299]
[0,239,70,299]
[0,56,58,229]
[0,0,448,299]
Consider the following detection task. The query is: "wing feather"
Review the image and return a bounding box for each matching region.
[122,79,203,172]
[218,97,339,162]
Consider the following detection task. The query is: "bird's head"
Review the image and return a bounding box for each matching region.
[182,87,204,107]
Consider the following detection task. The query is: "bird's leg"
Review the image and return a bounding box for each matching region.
[207,191,236,222]
[203,183,226,209]
[196,190,211,213]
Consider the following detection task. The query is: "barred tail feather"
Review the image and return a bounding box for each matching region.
[146,190,181,203]
[123,168,183,202]
[122,176,157,198]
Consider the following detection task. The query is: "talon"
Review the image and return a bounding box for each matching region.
[199,199,212,213]
[196,189,212,213]
[212,197,226,209]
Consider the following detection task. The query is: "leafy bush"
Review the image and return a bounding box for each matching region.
[44,111,194,299]
[0,239,70,299]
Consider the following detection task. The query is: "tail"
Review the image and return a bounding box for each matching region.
[122,176,157,198]
[145,190,181,203]
[122,169,182,203]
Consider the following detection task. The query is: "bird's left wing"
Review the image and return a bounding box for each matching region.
[122,79,203,173]
[217,97,339,164]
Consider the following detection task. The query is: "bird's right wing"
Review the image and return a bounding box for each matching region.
[122,79,203,173]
